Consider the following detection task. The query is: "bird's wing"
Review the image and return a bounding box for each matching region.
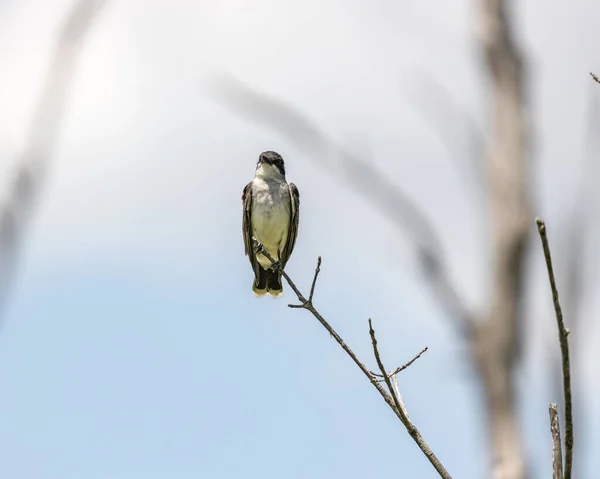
[280,182,300,268]
[242,182,259,271]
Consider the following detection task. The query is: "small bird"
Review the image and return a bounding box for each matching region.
[242,151,300,297]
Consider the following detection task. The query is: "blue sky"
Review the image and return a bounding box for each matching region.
[0,0,599,478]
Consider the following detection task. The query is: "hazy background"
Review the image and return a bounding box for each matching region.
[0,0,598,477]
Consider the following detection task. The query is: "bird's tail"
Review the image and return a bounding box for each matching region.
[252,267,283,298]
[267,270,283,298]
[252,266,268,297]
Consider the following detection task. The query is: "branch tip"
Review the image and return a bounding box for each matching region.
[535,217,545,232]
[549,403,563,479]
[536,217,574,479]
[308,256,322,303]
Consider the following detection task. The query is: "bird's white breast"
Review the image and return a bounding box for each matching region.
[251,178,290,266]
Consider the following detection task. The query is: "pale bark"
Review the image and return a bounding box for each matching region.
[474,1,530,477]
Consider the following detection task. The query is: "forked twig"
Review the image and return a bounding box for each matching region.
[369,318,412,428]
[252,239,452,479]
[370,346,428,379]
[368,320,449,478]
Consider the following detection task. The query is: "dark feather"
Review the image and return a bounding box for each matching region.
[242,182,260,277]
[280,182,300,268]
[267,270,283,292]
[254,266,268,292]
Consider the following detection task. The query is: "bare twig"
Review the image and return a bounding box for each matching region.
[369,319,450,478]
[252,240,452,478]
[369,319,412,428]
[308,256,321,303]
[287,254,321,309]
[370,346,428,378]
[549,403,563,479]
[536,218,574,479]
[591,72,600,84]
[547,91,599,459]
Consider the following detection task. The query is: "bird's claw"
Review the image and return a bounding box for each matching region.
[252,238,266,255]
[270,260,282,272]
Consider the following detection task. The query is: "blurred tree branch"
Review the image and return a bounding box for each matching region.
[406,71,486,203]
[209,73,475,337]
[0,0,106,321]
[473,1,531,477]
[591,72,599,84]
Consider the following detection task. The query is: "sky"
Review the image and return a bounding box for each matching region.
[0,0,599,478]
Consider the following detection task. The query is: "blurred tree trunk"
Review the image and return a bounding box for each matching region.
[474,0,530,477]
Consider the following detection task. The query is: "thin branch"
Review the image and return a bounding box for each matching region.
[536,218,574,479]
[252,240,452,478]
[370,346,428,378]
[308,256,322,303]
[591,72,600,84]
[369,319,450,478]
[549,403,563,479]
[546,74,600,472]
[369,319,412,429]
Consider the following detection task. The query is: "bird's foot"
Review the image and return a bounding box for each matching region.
[270,260,282,272]
[252,237,266,256]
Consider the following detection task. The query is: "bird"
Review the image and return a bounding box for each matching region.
[242,151,300,297]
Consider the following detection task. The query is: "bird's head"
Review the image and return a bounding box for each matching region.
[256,151,285,179]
